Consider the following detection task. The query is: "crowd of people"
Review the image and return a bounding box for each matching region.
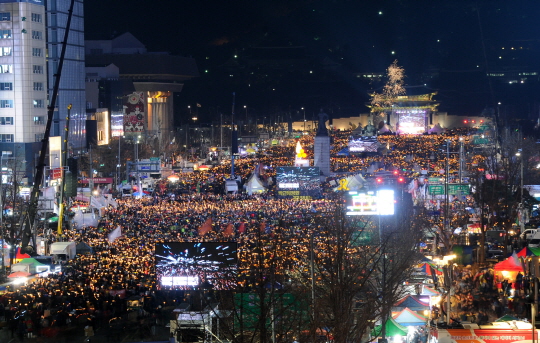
[0,125,520,341]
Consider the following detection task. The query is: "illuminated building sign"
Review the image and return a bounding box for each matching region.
[346,190,395,215]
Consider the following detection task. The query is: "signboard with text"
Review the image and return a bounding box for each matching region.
[428,184,470,195]
[276,166,320,199]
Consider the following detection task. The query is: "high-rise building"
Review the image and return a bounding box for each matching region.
[0,0,48,184]
[0,0,86,184]
[46,0,86,153]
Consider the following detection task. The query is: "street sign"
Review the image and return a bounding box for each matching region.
[428,184,470,195]
[449,184,470,195]
[428,185,444,195]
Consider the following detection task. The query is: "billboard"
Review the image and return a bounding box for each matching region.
[124,92,145,133]
[276,166,321,199]
[345,190,395,215]
[155,242,238,290]
[396,109,427,134]
[348,137,379,153]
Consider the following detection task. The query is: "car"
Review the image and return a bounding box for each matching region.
[486,249,505,262]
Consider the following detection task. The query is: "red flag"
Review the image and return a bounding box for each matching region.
[238,222,246,234]
[224,223,235,237]
[198,218,213,236]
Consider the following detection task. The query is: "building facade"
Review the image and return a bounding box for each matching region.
[0,0,48,184]
[46,0,86,153]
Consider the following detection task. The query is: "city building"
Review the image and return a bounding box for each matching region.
[46,0,86,153]
[0,0,48,184]
[85,32,199,151]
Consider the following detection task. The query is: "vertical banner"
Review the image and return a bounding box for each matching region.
[124,92,145,132]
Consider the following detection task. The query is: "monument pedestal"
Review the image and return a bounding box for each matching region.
[314,135,331,176]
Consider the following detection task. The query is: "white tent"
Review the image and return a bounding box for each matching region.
[334,174,366,191]
[246,174,266,195]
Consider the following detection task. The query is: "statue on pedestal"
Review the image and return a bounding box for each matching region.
[364,120,376,137]
[316,110,329,136]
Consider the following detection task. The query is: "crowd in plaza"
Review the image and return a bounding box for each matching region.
[0,126,527,341]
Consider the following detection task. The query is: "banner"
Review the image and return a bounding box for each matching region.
[108,226,122,243]
[124,92,145,133]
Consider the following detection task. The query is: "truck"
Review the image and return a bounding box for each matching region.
[50,241,76,261]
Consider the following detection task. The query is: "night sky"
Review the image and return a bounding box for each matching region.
[85,1,540,122]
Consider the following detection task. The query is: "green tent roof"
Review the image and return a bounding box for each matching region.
[371,317,408,337]
[17,258,45,266]
[495,314,519,322]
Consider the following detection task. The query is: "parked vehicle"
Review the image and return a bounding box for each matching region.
[520,228,537,240]
[50,241,76,261]
[528,231,540,248]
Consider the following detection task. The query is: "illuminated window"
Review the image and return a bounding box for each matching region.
[0,117,12,125]
[0,83,12,91]
[0,65,12,73]
[33,116,44,125]
[31,30,42,40]
[33,99,44,108]
[0,134,13,142]
[31,13,41,23]
[0,30,11,39]
[0,100,13,108]
[0,47,11,56]
[0,13,10,21]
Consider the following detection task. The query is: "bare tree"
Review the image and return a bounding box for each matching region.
[288,199,422,343]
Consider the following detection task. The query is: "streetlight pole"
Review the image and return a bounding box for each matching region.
[0,153,4,280]
[117,136,122,190]
[302,107,306,132]
[517,149,524,233]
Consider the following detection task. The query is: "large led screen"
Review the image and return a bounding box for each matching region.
[396,109,427,134]
[276,166,321,199]
[345,190,395,215]
[349,137,379,153]
[155,242,238,290]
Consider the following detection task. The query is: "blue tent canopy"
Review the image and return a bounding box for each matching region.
[337,147,350,156]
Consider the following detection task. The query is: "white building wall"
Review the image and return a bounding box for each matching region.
[0,1,47,143]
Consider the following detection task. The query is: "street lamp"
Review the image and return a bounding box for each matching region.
[302,107,306,132]
[516,149,524,233]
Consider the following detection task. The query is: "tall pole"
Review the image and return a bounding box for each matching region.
[445,140,450,246]
[57,104,71,235]
[0,153,3,280]
[521,149,524,234]
[89,144,94,204]
[459,138,464,184]
[231,92,236,177]
[117,135,121,189]
[533,276,537,343]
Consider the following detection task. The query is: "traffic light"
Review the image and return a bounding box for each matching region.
[64,171,77,197]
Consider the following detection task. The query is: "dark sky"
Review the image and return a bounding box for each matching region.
[85,1,540,120]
